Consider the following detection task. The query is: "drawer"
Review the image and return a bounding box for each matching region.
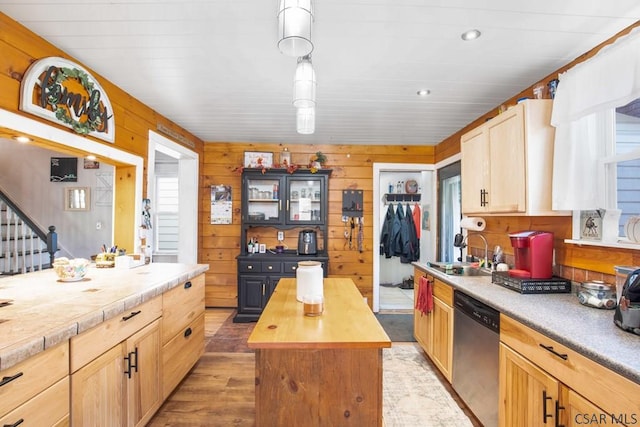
[0,376,69,426]
[261,261,282,274]
[500,314,640,418]
[284,261,327,276]
[433,279,453,306]
[0,342,69,417]
[162,312,205,399]
[162,275,205,344]
[239,260,261,273]
[70,296,162,372]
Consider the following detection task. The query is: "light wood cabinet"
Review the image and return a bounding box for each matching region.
[0,342,69,426]
[412,269,454,382]
[461,99,566,215]
[500,314,640,427]
[70,297,162,427]
[162,275,205,399]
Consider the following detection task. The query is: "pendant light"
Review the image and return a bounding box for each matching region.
[296,106,315,134]
[293,55,316,108]
[277,0,314,57]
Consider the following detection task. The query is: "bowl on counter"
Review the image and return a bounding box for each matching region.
[577,280,617,309]
[53,257,90,282]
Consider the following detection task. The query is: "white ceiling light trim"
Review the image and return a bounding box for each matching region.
[296,106,315,134]
[277,0,314,57]
[293,55,316,108]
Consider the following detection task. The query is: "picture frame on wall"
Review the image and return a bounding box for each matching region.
[50,157,78,182]
[244,151,273,168]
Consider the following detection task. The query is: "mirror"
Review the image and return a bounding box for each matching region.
[65,187,90,211]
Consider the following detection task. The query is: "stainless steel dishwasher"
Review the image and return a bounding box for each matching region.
[452,290,500,427]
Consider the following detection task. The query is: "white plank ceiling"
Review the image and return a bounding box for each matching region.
[1,1,640,146]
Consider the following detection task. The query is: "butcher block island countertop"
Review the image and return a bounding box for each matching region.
[248,277,391,427]
[0,262,208,371]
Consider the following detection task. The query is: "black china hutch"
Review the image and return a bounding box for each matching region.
[234,168,330,322]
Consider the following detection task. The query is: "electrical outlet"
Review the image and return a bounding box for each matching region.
[277,231,284,241]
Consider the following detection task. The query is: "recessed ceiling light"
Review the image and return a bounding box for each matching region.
[14,136,31,143]
[417,89,431,96]
[461,29,481,41]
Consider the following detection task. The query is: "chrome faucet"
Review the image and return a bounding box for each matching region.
[454,232,490,269]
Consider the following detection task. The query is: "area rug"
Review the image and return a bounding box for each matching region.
[383,343,474,427]
[205,312,256,353]
[375,313,416,342]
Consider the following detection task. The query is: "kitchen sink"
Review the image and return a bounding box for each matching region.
[427,261,492,277]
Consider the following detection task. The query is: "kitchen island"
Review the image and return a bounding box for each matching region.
[248,277,391,426]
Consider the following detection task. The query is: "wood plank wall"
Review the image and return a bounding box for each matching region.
[201,143,434,307]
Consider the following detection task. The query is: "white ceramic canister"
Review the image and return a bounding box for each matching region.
[296,260,323,302]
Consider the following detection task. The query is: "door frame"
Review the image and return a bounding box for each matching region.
[0,108,143,252]
[372,163,435,312]
[147,131,199,264]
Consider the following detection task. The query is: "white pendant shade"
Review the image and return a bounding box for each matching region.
[293,55,316,108]
[296,106,315,134]
[278,0,314,57]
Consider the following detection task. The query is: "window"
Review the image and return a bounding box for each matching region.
[603,99,640,239]
[438,161,461,262]
[155,176,179,252]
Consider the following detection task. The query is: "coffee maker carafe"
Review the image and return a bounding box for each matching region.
[508,231,553,279]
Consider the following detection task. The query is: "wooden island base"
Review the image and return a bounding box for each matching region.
[248,278,391,427]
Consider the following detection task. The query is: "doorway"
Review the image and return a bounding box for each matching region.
[373,163,435,312]
[147,131,199,264]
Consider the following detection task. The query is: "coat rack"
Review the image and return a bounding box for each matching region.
[384,193,421,204]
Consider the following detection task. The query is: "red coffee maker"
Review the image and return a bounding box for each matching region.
[508,231,554,279]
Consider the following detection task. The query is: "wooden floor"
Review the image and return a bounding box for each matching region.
[147,308,256,427]
[147,308,482,427]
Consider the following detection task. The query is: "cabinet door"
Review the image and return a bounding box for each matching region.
[431,296,453,382]
[499,343,560,427]
[413,273,432,354]
[238,275,268,314]
[486,105,526,213]
[71,343,127,426]
[286,175,326,225]
[564,388,629,427]
[461,126,490,214]
[243,175,283,224]
[126,318,162,427]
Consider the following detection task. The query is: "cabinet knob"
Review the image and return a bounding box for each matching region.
[184,327,193,338]
[247,265,253,270]
[184,281,192,289]
[267,265,273,270]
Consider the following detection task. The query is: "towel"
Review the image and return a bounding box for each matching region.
[415,276,433,315]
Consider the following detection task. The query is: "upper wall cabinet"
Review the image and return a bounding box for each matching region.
[461,99,569,216]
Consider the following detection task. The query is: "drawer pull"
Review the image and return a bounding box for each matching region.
[267,265,273,270]
[539,344,568,360]
[184,327,193,338]
[3,418,24,427]
[542,390,553,424]
[247,265,253,270]
[184,281,192,289]
[122,310,142,321]
[0,372,23,387]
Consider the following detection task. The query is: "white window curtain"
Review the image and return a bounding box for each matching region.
[551,27,640,210]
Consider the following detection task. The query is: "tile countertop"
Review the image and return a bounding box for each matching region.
[0,262,209,371]
[413,262,640,386]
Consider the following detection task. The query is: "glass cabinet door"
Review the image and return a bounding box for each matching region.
[286,176,324,224]
[244,176,282,223]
